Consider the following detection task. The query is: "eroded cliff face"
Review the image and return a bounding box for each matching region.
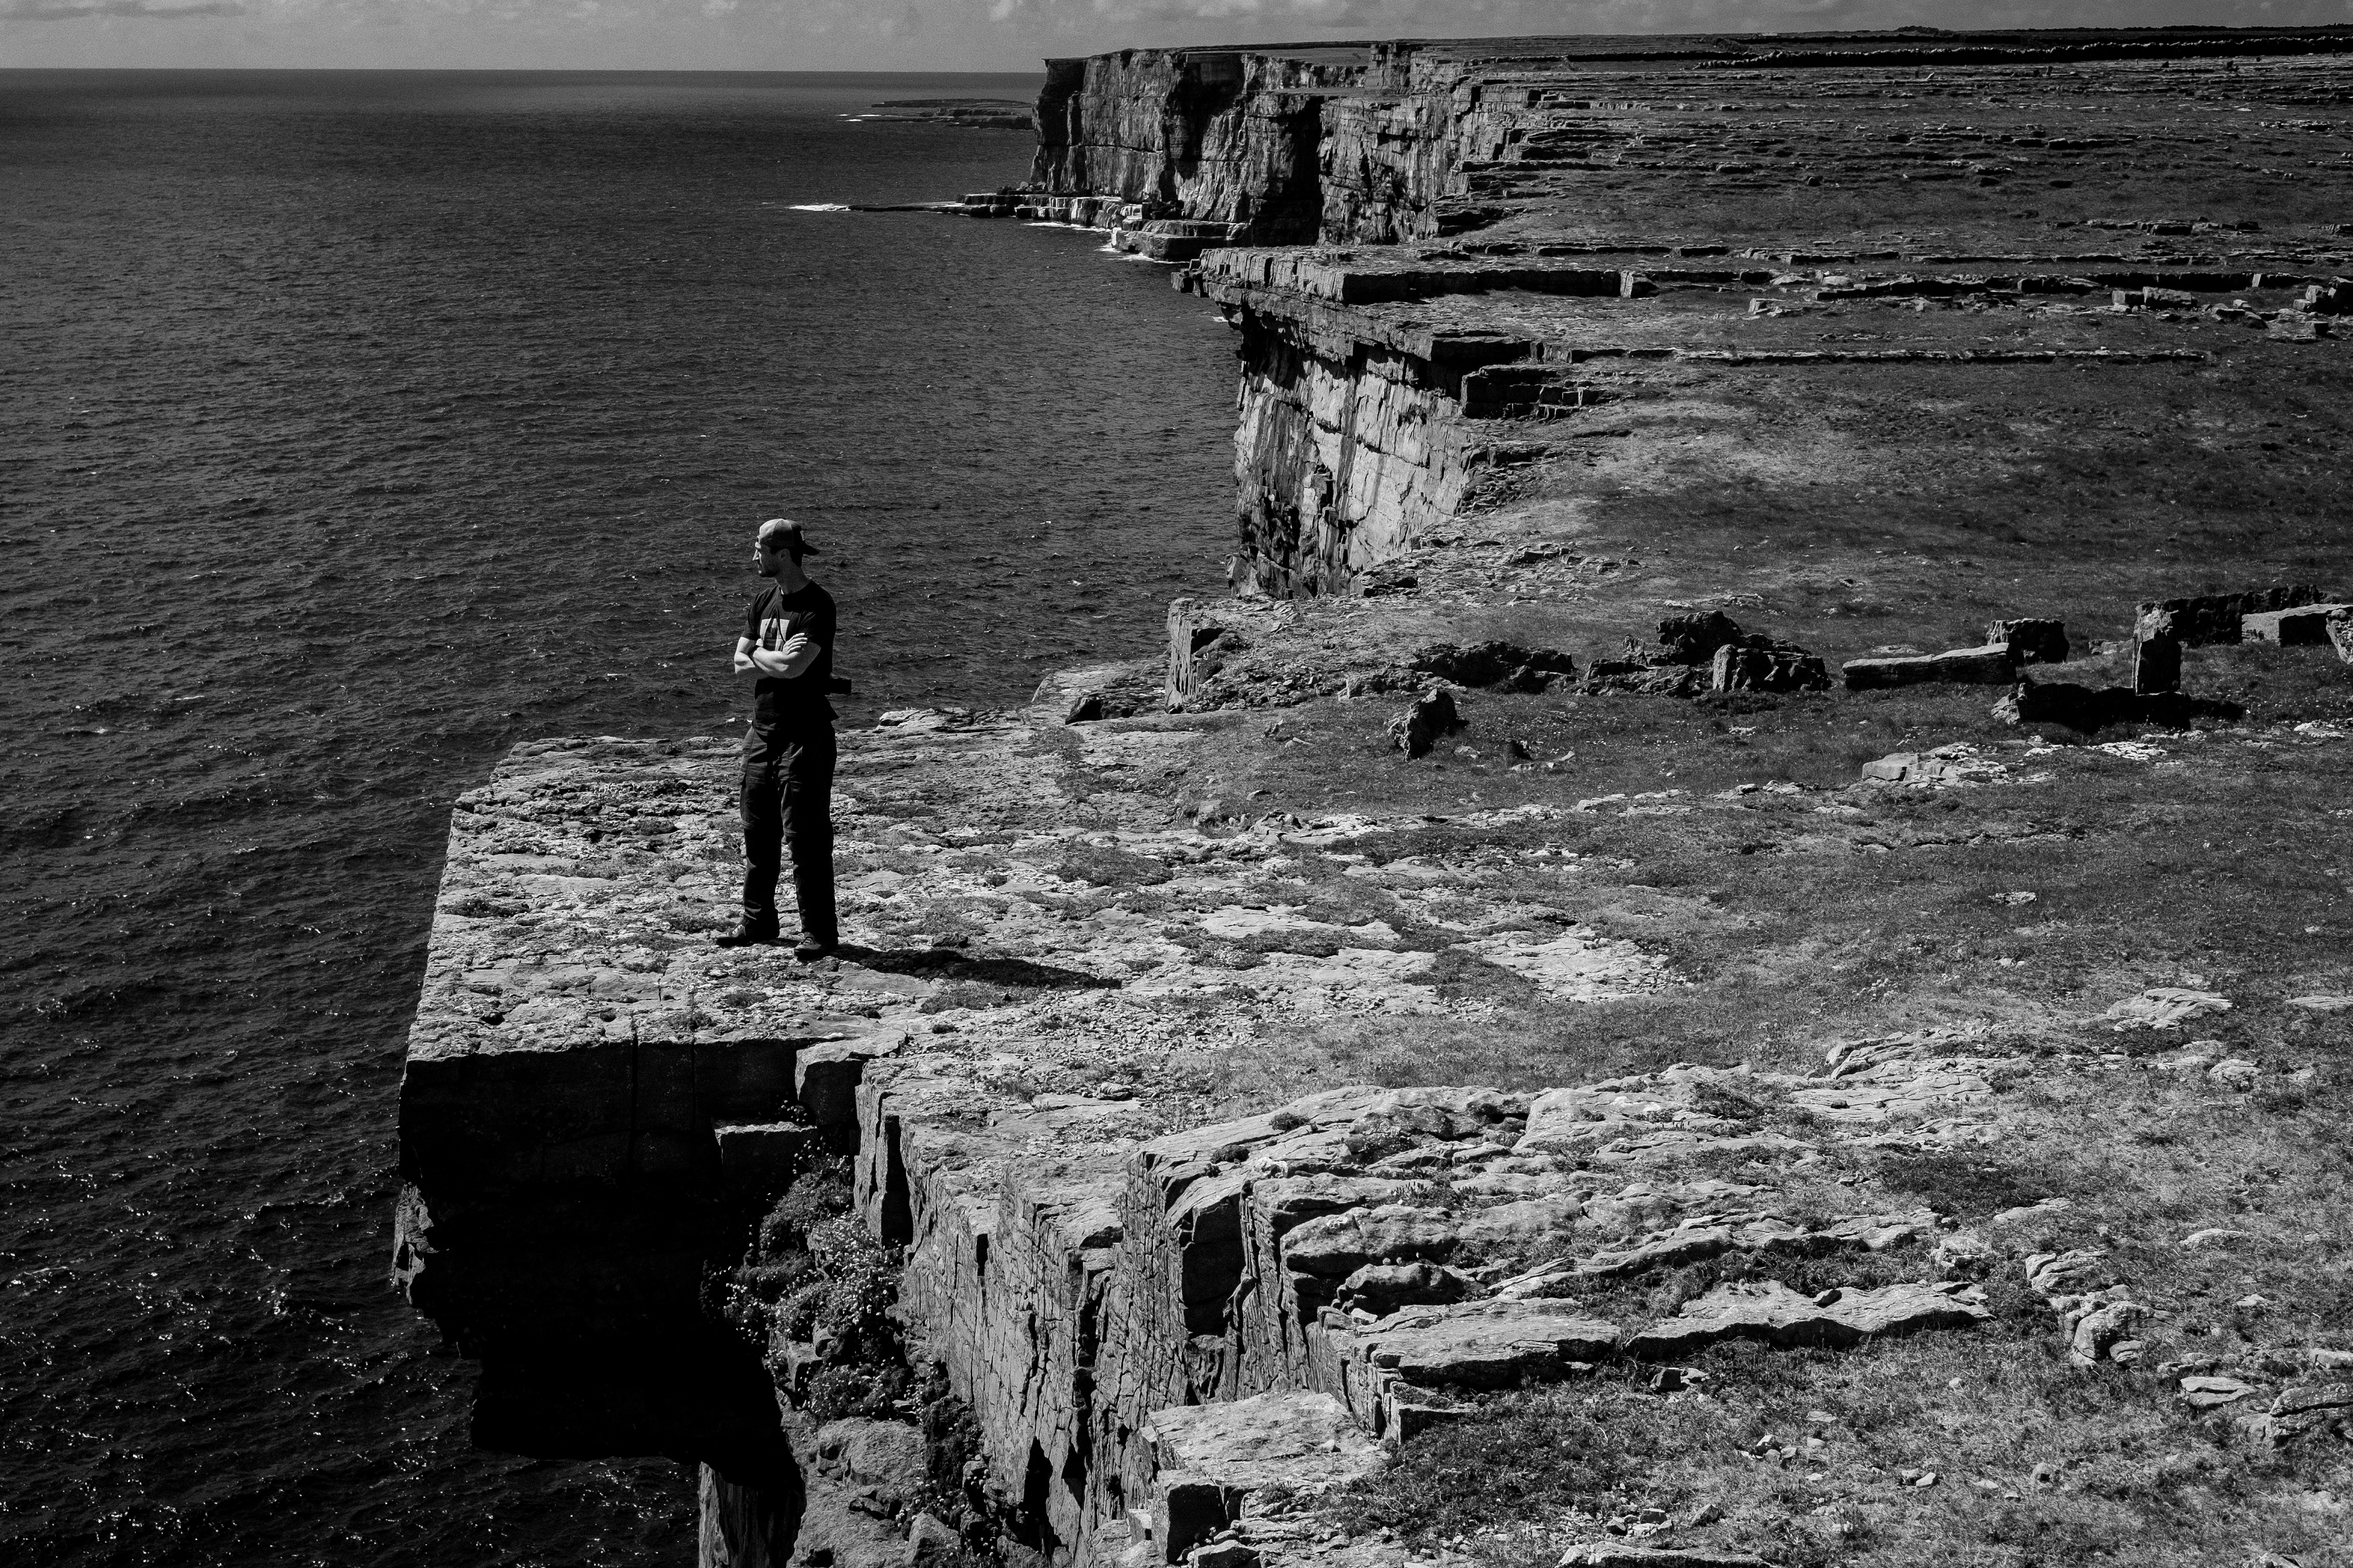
[1230,328,1471,597]
[1029,48,1421,245]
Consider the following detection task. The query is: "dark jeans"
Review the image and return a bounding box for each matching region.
[740,729,836,942]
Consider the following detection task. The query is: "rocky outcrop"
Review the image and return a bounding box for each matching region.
[393,718,2151,1568]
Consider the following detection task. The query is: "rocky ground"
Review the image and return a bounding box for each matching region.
[411,626,2352,1565]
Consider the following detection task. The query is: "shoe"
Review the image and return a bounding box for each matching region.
[716,917,780,948]
[791,934,838,962]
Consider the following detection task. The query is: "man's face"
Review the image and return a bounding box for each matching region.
[753,534,787,577]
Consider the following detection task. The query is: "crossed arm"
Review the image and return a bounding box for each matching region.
[734,634,820,679]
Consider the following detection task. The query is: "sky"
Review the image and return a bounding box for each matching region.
[3,0,2350,76]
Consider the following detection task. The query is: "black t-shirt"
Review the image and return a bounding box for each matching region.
[743,581,836,748]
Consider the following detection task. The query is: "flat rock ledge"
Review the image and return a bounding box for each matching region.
[388,710,2212,1568]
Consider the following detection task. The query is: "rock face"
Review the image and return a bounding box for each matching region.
[1029,50,1412,246]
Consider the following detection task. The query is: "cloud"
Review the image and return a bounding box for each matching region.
[0,0,243,13]
[1,0,242,13]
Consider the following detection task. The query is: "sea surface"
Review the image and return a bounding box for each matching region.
[0,70,1238,1566]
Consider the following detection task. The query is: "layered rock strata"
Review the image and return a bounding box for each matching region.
[993,34,2353,592]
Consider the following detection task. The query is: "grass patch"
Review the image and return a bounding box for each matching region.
[1332,1321,2352,1568]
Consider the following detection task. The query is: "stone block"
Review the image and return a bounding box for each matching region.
[2243,602,2353,645]
[2133,634,2181,695]
[1710,639,1828,694]
[1985,617,2069,664]
[1841,644,2013,690]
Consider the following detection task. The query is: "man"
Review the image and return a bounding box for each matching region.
[721,517,838,957]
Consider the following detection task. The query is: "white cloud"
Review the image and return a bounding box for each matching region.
[1,0,241,15]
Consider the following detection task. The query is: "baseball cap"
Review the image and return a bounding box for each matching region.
[757,518,820,556]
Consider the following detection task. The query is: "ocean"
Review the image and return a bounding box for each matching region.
[0,69,1238,1565]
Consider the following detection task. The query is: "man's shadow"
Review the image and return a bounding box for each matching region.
[824,944,1118,993]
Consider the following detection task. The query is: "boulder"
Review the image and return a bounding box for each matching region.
[1334,1260,1481,1314]
[2069,1298,2147,1364]
[1656,611,1745,665]
[1390,688,1463,759]
[1710,638,1829,694]
[1035,659,1163,724]
[1986,617,2070,664]
[901,1514,963,1568]
[1842,644,2014,690]
[2208,1057,2260,1088]
[1188,1544,1259,1568]
[1409,640,1576,690]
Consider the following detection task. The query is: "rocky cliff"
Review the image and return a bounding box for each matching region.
[397,28,2353,1568]
[1000,30,2353,594]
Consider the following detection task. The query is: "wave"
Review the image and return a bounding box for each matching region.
[788,203,850,212]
